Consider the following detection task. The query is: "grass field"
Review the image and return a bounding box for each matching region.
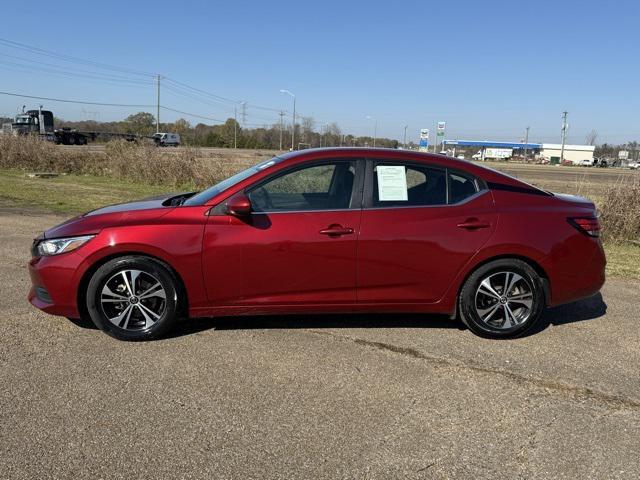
[1,165,638,280]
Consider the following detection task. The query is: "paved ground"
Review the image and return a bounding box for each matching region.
[1,208,639,479]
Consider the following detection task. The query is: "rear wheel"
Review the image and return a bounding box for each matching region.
[459,259,545,338]
[85,256,179,341]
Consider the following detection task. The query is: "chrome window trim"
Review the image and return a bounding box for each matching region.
[247,189,488,214]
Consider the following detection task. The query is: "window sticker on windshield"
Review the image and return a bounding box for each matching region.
[377,166,408,201]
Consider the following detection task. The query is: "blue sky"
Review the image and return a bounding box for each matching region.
[1,0,638,144]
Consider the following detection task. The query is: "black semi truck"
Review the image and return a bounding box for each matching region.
[4,107,139,145]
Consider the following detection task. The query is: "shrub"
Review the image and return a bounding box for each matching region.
[598,176,640,244]
[0,136,230,189]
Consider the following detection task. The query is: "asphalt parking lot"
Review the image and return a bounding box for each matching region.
[1,207,639,479]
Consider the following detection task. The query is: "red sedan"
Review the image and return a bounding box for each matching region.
[28,148,605,340]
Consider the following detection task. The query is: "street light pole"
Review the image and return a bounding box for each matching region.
[523,126,530,161]
[403,125,408,149]
[280,89,296,150]
[366,115,377,147]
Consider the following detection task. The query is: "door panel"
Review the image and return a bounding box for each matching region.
[357,192,497,304]
[202,211,361,305]
[202,158,364,306]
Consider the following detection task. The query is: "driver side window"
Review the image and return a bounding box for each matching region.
[248,161,357,212]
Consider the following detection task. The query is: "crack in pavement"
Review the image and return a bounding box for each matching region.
[305,329,640,411]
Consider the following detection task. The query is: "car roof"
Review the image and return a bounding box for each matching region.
[277,147,547,192]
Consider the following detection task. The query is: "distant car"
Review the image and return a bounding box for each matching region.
[628,160,639,170]
[579,159,595,167]
[457,155,466,160]
[28,148,605,341]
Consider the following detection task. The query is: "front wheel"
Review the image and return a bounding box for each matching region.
[85,256,180,341]
[459,259,546,338]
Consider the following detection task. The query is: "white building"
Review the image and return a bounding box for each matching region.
[540,144,595,164]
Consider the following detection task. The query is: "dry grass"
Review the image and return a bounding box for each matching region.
[0,135,260,189]
[597,176,640,244]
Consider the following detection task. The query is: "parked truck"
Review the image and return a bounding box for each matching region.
[472,148,513,161]
[3,106,139,145]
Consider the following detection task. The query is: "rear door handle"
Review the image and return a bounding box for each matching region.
[457,219,490,230]
[319,224,354,236]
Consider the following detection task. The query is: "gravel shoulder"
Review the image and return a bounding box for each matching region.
[1,210,639,479]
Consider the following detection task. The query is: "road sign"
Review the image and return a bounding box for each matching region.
[437,121,446,137]
[419,128,429,152]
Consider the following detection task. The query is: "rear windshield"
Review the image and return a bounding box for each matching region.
[183,157,283,206]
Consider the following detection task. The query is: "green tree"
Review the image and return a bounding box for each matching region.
[125,112,155,135]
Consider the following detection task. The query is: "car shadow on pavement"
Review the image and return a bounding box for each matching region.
[64,292,607,339]
[169,313,463,338]
[526,292,607,336]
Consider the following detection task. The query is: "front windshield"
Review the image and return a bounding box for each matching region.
[15,116,31,124]
[183,156,282,206]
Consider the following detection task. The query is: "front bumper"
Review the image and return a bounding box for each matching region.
[28,252,84,318]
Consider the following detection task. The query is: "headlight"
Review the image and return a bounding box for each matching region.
[35,235,95,257]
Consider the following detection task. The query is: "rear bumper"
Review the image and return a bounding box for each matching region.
[543,238,606,307]
[28,253,83,318]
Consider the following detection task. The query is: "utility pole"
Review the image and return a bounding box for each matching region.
[403,125,408,149]
[234,105,238,149]
[560,111,568,164]
[523,126,530,161]
[240,101,247,126]
[278,111,285,150]
[156,74,161,134]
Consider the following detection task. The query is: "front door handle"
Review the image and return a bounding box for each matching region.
[319,224,354,237]
[457,218,490,230]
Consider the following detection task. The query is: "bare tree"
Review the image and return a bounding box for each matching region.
[585,129,598,146]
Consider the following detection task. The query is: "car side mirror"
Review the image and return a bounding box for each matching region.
[226,193,252,216]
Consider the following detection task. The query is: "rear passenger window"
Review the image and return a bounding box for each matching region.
[448,171,479,204]
[373,164,446,207]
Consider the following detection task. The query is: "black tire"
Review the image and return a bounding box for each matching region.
[458,259,545,339]
[85,255,180,341]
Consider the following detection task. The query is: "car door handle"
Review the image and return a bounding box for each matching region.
[457,219,490,230]
[319,225,354,236]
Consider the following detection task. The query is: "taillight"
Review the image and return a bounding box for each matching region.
[568,217,601,237]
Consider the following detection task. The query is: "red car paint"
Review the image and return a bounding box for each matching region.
[28,148,605,320]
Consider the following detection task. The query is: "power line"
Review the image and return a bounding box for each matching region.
[0,38,155,78]
[0,90,154,108]
[160,106,226,123]
[0,38,289,125]
[0,59,154,88]
[0,90,233,125]
[0,52,154,85]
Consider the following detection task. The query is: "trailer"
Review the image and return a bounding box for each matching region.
[5,106,140,145]
[472,148,513,161]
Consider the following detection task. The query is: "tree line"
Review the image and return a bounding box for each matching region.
[53,112,400,150]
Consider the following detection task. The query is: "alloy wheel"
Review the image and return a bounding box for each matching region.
[100,269,166,330]
[474,271,534,330]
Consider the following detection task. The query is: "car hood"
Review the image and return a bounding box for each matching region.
[42,193,186,239]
